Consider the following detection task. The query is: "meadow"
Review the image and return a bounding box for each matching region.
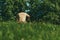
[0,21,60,40]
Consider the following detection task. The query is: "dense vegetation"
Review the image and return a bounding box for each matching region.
[0,0,60,40]
[0,21,60,40]
[0,0,60,24]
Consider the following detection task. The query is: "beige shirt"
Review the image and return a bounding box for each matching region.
[18,12,30,22]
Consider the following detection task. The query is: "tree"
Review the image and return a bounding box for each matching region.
[0,0,60,24]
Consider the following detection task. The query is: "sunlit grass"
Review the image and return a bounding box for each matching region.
[0,21,60,40]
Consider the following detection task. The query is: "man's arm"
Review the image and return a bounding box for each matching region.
[26,14,30,18]
[26,13,30,22]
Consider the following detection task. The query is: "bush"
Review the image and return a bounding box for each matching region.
[0,21,60,40]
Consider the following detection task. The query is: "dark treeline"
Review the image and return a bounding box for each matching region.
[0,0,60,24]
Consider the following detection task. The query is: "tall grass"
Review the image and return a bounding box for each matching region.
[0,21,60,40]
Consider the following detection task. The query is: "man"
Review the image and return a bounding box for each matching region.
[16,12,30,23]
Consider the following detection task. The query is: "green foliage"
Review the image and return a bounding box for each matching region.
[0,0,60,40]
[42,12,60,24]
[0,21,60,40]
[0,0,60,24]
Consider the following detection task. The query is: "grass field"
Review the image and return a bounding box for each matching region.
[0,21,60,40]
